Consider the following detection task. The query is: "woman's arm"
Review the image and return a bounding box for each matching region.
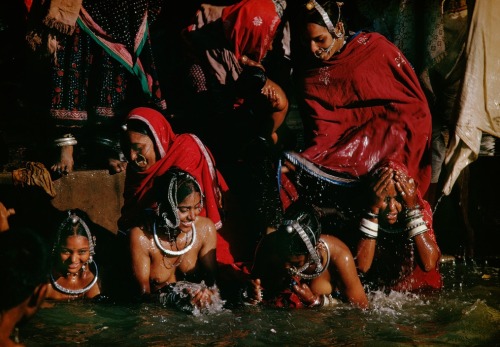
[356,168,393,272]
[413,231,440,271]
[326,235,368,308]
[356,238,376,273]
[198,218,218,286]
[129,227,152,295]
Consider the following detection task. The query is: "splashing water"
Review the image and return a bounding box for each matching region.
[159,281,227,316]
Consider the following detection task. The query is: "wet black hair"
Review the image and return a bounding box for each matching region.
[0,227,49,310]
[276,201,322,256]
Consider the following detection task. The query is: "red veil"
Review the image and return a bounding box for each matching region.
[221,0,283,62]
[118,107,232,262]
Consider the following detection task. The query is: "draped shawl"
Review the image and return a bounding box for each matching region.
[118,107,228,233]
[294,32,432,194]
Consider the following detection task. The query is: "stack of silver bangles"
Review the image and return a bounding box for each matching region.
[54,134,77,147]
[359,214,378,239]
[404,206,429,239]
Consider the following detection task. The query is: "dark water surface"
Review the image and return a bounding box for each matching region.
[20,261,500,346]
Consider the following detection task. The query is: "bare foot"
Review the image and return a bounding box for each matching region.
[108,158,127,175]
[51,145,74,174]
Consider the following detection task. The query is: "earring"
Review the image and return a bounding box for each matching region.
[134,153,148,167]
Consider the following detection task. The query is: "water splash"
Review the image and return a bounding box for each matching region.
[159,281,227,316]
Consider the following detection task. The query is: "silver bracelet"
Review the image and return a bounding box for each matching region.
[360,218,378,238]
[408,223,429,239]
[320,294,338,307]
[54,134,77,147]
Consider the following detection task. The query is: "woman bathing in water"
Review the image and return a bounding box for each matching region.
[246,201,368,309]
[128,168,222,311]
[46,211,101,300]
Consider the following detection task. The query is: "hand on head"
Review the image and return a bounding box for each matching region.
[394,169,418,209]
[370,167,394,215]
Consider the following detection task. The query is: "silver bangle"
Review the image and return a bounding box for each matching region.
[320,294,338,307]
[359,218,378,238]
[54,134,77,147]
[408,223,429,239]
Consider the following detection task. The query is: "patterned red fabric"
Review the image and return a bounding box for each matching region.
[118,107,233,263]
[221,0,281,62]
[298,32,432,195]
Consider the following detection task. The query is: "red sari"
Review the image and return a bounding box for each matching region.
[292,32,432,195]
[118,107,233,263]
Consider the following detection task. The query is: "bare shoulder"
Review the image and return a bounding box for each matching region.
[129,226,150,245]
[194,216,217,235]
[319,234,350,252]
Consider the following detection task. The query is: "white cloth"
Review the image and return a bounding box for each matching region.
[442,0,500,195]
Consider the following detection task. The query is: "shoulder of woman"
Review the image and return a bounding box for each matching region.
[129,225,149,240]
[195,216,217,232]
[320,234,349,251]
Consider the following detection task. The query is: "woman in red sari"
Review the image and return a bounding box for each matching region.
[355,161,442,292]
[117,107,233,264]
[282,1,432,214]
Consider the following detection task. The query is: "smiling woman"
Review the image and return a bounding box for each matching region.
[46,211,101,300]
[128,168,223,312]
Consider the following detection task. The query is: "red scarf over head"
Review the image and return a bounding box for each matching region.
[118,107,228,233]
[221,0,282,62]
[298,32,432,194]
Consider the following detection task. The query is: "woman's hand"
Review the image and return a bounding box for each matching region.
[369,167,393,215]
[261,82,281,109]
[190,287,220,309]
[291,280,319,307]
[394,170,418,209]
[244,278,263,305]
[240,55,265,71]
[0,202,15,232]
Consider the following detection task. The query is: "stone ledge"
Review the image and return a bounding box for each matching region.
[0,170,124,234]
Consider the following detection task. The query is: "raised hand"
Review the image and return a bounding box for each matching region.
[369,167,394,214]
[394,170,418,209]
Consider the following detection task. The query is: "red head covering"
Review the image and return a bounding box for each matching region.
[118,107,228,233]
[221,0,283,62]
